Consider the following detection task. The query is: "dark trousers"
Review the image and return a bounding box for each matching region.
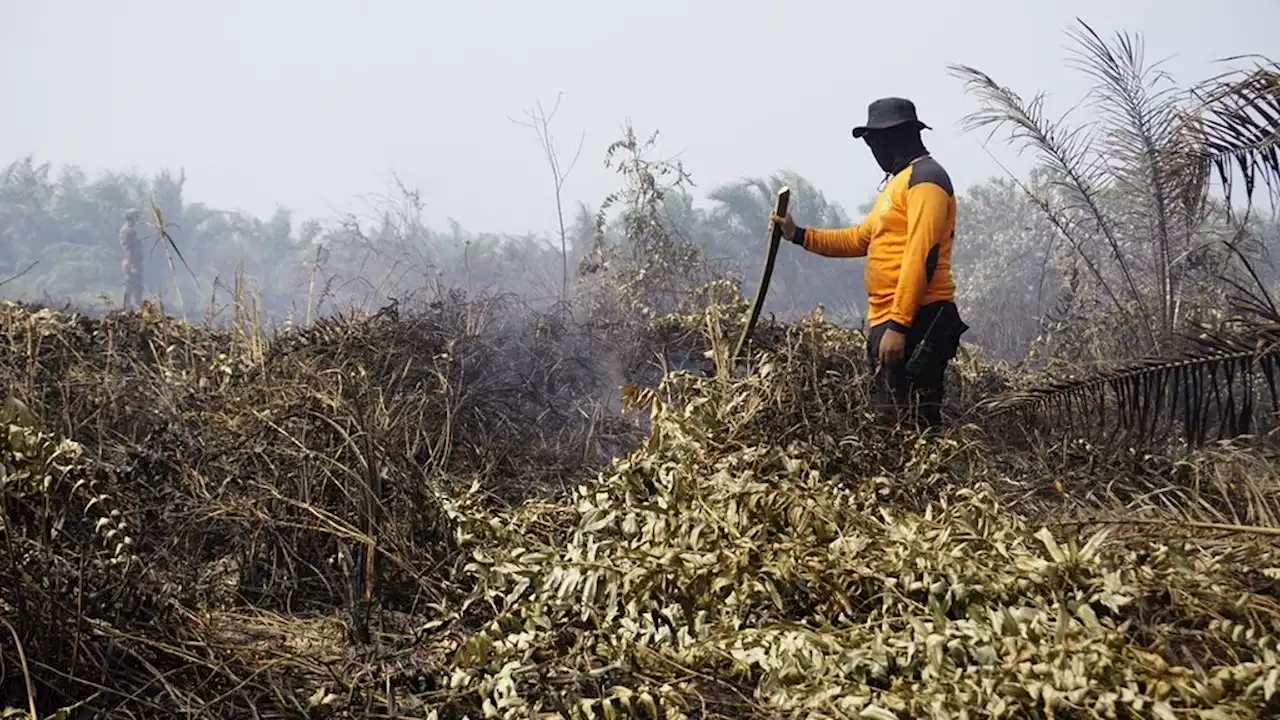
[867,301,967,427]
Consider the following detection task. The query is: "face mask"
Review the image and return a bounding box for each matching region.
[863,126,926,175]
[865,136,898,174]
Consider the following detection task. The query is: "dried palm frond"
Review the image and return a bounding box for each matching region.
[1188,56,1280,216]
[981,235,1280,447]
[981,305,1280,446]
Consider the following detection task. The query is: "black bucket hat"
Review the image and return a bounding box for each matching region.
[851,97,931,138]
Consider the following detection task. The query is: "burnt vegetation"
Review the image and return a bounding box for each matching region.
[3,20,1280,720]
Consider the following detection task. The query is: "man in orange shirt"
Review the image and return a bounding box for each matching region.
[772,97,968,426]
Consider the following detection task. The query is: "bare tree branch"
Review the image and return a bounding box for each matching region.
[0,260,38,289]
[509,92,586,304]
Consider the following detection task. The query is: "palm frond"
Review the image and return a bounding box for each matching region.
[948,62,1156,344]
[147,202,198,284]
[1189,56,1280,215]
[982,313,1280,446]
[1067,20,1195,333]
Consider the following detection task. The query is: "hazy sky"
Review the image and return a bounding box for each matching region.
[3,1,1277,236]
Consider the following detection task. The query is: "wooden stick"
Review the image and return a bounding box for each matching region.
[731,186,791,368]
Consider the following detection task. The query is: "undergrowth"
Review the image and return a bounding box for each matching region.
[2,292,1279,719]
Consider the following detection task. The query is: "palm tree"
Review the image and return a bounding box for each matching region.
[961,20,1280,444]
[705,172,865,322]
[706,171,848,238]
[949,20,1271,355]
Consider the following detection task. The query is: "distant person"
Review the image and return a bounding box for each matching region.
[119,209,143,309]
[771,97,968,427]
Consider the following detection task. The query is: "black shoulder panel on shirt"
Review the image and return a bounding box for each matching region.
[907,156,954,196]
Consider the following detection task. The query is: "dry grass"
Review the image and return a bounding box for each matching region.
[2,292,1279,718]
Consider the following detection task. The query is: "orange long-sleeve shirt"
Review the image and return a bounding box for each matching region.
[793,155,956,330]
